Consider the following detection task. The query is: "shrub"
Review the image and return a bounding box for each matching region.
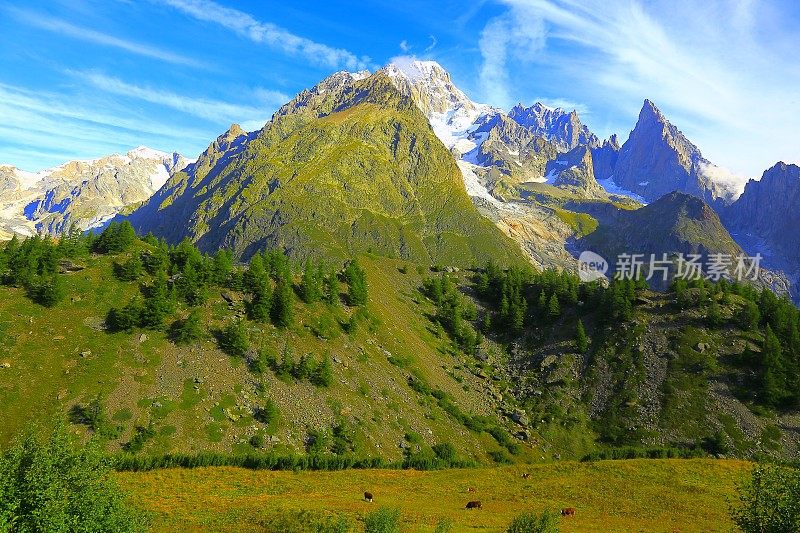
[218,319,249,357]
[432,442,457,462]
[0,423,146,532]
[364,507,401,533]
[730,464,800,532]
[506,511,560,533]
[169,309,204,345]
[27,274,66,307]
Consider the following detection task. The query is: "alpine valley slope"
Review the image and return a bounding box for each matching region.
[128,71,525,267]
[0,147,189,238]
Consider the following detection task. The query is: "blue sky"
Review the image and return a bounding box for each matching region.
[1,0,798,180]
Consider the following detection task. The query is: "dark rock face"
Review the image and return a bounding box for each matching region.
[612,100,731,205]
[590,135,620,183]
[723,162,800,278]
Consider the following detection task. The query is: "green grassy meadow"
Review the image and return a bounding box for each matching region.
[117,459,750,532]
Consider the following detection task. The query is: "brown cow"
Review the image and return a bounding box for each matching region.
[465,501,482,510]
[467,487,476,493]
[522,473,530,479]
[364,492,373,503]
[561,508,576,517]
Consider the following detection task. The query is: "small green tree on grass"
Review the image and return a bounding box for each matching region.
[312,353,333,387]
[0,423,146,532]
[344,259,368,306]
[170,309,204,345]
[575,319,589,353]
[218,319,249,357]
[730,464,800,532]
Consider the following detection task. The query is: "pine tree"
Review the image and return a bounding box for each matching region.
[28,274,66,307]
[271,277,295,328]
[218,319,249,357]
[249,281,272,322]
[313,353,333,387]
[115,255,143,282]
[324,268,341,307]
[258,398,279,426]
[175,259,207,306]
[294,353,316,381]
[547,293,560,321]
[760,326,787,407]
[279,344,294,380]
[211,249,233,286]
[344,259,368,306]
[575,319,589,353]
[300,261,322,304]
[170,309,204,345]
[139,273,175,330]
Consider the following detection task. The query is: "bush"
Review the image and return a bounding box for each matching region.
[730,464,800,532]
[0,423,146,532]
[506,511,560,533]
[218,319,249,357]
[249,434,264,449]
[114,255,143,281]
[364,507,401,533]
[169,309,204,345]
[27,274,66,307]
[432,442,457,462]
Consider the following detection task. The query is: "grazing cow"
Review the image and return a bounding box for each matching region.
[465,501,482,510]
[467,487,476,493]
[521,473,531,479]
[561,508,576,517]
[364,492,373,503]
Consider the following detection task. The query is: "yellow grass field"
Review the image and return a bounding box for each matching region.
[117,458,750,532]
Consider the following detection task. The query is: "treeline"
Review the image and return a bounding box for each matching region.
[473,261,643,336]
[111,451,477,472]
[672,277,800,410]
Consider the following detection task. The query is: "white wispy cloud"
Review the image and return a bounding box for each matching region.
[424,35,438,53]
[0,83,208,171]
[79,72,286,126]
[479,0,800,177]
[478,6,546,108]
[158,0,371,70]
[399,40,410,52]
[5,7,202,68]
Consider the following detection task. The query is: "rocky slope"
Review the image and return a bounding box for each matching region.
[0,148,189,237]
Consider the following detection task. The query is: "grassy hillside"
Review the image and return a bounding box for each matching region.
[0,233,527,465]
[116,459,750,532]
[129,73,525,268]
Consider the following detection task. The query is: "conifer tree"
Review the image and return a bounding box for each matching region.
[324,267,341,307]
[219,319,249,357]
[547,292,560,321]
[575,319,589,353]
[300,261,322,304]
[313,353,333,387]
[271,276,295,328]
[344,259,368,306]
